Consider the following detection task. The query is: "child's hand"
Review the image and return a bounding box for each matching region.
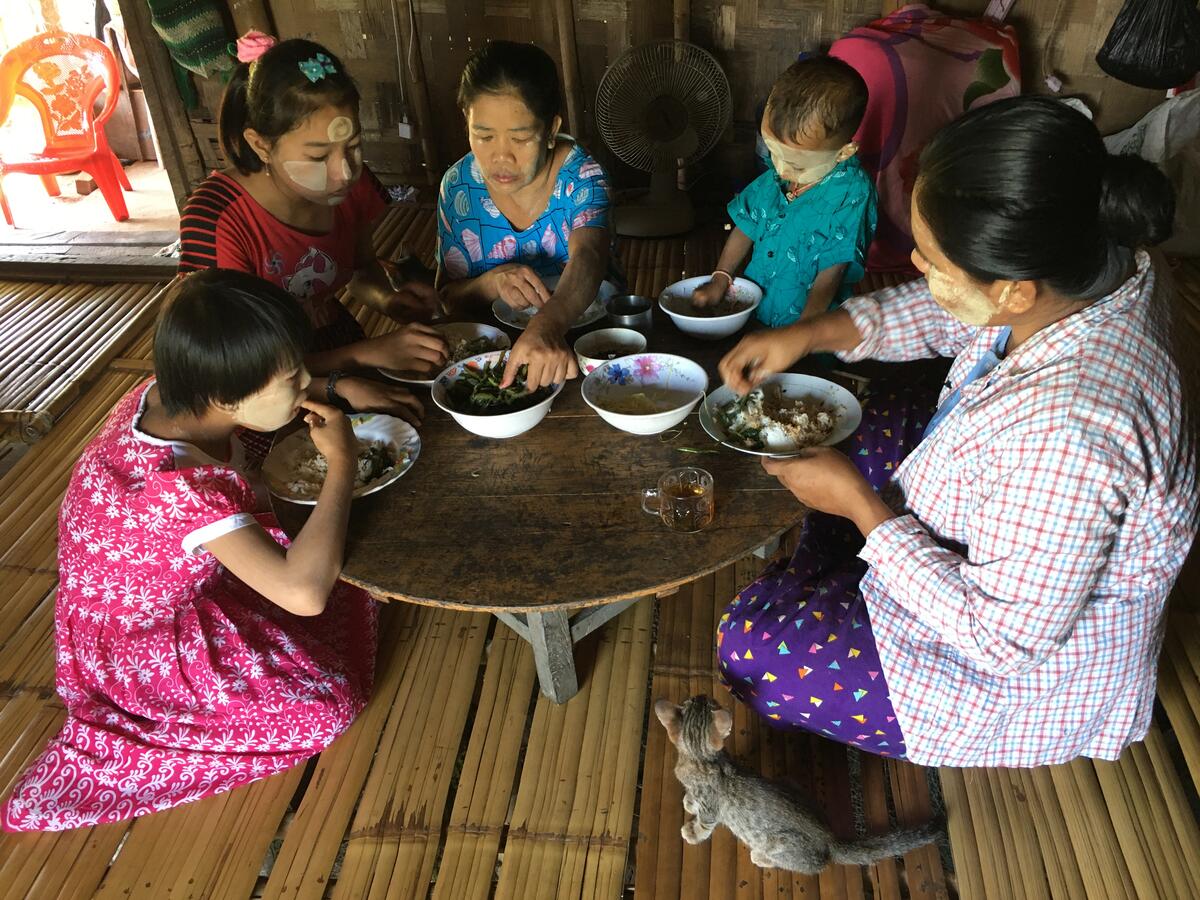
[301,400,357,468]
[370,323,450,374]
[718,326,815,395]
[691,278,729,309]
[334,376,425,427]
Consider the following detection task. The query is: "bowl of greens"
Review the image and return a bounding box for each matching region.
[432,350,564,439]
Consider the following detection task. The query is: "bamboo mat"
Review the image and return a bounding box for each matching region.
[939,726,1200,900]
[0,279,168,443]
[0,242,1199,899]
[633,535,948,900]
[491,598,652,900]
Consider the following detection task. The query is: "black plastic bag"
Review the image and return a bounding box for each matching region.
[1096,0,1200,89]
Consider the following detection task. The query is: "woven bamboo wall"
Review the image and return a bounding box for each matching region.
[261,0,889,186]
[191,1,1165,187]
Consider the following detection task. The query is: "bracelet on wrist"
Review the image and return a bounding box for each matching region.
[325,370,353,413]
[711,269,734,285]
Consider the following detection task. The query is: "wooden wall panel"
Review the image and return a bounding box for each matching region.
[685,0,883,192]
[264,0,889,185]
[259,0,1163,188]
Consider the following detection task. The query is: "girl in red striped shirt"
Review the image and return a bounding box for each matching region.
[179,34,445,426]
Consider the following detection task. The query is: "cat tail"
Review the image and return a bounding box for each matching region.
[828,818,943,866]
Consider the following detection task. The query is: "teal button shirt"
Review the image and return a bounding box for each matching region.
[728,156,877,328]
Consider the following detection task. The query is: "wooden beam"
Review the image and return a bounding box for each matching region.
[395,0,439,186]
[112,0,207,207]
[553,0,586,140]
[228,0,275,36]
[674,0,689,41]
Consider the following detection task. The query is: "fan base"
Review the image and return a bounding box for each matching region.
[613,194,695,238]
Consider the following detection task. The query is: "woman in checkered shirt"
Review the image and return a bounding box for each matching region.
[715,97,1198,767]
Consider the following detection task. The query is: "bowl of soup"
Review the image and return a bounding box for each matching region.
[573,328,648,375]
[658,276,763,340]
[582,353,708,435]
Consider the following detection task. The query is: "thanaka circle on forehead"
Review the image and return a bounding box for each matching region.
[327,115,354,143]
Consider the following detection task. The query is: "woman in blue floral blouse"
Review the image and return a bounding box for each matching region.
[436,41,615,393]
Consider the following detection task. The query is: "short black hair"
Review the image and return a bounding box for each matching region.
[154,269,311,417]
[457,40,562,132]
[767,56,868,144]
[219,39,360,175]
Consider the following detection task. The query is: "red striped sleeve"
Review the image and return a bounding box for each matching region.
[178,175,245,273]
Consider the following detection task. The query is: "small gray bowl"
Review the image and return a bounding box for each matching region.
[606,294,654,331]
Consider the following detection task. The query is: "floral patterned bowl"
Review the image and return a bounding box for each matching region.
[582,353,708,435]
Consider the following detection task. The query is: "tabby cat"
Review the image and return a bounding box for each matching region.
[655,695,942,873]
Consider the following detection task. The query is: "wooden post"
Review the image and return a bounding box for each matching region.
[395,0,440,186]
[112,0,206,206]
[228,0,275,36]
[673,0,690,191]
[553,0,586,140]
[674,0,689,41]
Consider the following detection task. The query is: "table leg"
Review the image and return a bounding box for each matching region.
[526,609,578,703]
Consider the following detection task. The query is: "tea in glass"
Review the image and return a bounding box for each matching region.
[641,467,714,532]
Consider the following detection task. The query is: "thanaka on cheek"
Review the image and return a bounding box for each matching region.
[926,263,1010,326]
[281,159,328,193]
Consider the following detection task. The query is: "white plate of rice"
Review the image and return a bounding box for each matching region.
[700,374,861,457]
[263,413,420,504]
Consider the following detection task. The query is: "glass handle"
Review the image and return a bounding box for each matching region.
[641,488,660,515]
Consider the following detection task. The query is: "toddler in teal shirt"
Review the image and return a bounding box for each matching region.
[693,56,877,328]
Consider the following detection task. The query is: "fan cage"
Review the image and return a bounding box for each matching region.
[595,40,731,172]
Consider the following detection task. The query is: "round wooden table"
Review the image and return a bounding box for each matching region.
[275,309,813,702]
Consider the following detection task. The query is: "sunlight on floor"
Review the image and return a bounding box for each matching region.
[0,160,178,235]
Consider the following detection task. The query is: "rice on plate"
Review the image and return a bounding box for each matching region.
[264,413,420,504]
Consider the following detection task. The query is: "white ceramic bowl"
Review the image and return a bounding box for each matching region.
[572,327,648,375]
[432,350,564,439]
[658,275,763,340]
[380,321,511,387]
[582,353,708,435]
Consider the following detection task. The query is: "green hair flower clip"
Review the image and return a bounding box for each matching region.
[299,53,337,83]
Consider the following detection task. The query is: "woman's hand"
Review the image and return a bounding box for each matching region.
[691,277,729,309]
[762,448,894,537]
[364,323,450,374]
[335,376,425,427]
[718,324,815,395]
[486,264,552,310]
[301,399,357,471]
[501,313,577,391]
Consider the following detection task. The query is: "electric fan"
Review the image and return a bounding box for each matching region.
[595,40,731,237]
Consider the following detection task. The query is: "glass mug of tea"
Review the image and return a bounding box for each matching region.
[641,467,715,533]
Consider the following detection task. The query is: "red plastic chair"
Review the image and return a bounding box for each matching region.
[0,32,132,226]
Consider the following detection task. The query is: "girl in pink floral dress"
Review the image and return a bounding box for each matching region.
[2,269,378,831]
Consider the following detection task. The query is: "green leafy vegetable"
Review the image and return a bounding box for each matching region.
[446,359,553,416]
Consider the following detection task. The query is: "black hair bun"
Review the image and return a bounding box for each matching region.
[1099,153,1175,248]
